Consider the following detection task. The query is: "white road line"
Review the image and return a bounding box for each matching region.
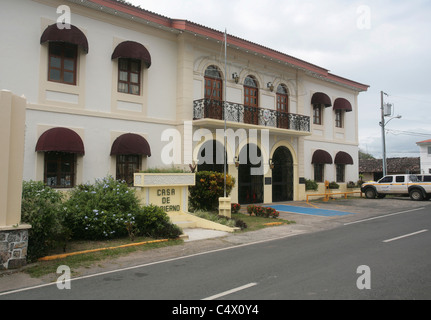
[383,230,428,243]
[344,208,424,226]
[202,283,258,300]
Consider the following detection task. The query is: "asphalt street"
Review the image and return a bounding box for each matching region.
[1,197,430,302]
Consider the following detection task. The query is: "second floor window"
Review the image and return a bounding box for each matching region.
[118,58,141,95]
[313,105,322,125]
[244,76,258,108]
[204,66,223,101]
[48,42,77,85]
[335,109,343,128]
[276,84,289,113]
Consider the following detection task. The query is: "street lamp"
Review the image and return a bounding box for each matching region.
[380,91,402,176]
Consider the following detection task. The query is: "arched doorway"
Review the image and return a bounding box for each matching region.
[272,146,293,202]
[197,140,226,174]
[238,144,263,204]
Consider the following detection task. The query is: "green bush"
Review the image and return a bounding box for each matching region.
[21,181,67,261]
[134,205,182,239]
[328,181,340,189]
[64,176,181,241]
[305,179,318,191]
[21,176,182,260]
[64,176,141,240]
[189,171,235,211]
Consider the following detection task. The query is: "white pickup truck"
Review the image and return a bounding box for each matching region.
[361,174,431,201]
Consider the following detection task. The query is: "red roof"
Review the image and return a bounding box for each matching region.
[417,139,431,144]
[81,0,369,91]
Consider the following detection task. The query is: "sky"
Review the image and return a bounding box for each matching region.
[129,0,431,158]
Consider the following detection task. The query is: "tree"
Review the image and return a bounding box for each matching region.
[359,149,375,160]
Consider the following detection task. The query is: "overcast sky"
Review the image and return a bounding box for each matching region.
[129,0,431,158]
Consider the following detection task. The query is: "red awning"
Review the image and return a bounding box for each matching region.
[110,133,151,156]
[333,98,353,112]
[40,24,89,53]
[36,128,85,155]
[312,150,333,164]
[335,151,354,165]
[311,92,332,107]
[111,41,152,68]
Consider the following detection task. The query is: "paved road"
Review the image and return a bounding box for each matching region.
[1,198,430,303]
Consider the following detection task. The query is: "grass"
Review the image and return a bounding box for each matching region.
[232,212,295,232]
[192,210,295,232]
[23,237,183,278]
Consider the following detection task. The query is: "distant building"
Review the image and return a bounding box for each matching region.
[359,157,420,181]
[416,139,431,174]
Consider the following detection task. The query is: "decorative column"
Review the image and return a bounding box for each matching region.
[0,90,31,270]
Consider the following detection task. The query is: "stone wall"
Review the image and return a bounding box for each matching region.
[0,228,29,270]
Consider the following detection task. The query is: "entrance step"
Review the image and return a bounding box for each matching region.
[168,212,239,233]
[173,220,198,229]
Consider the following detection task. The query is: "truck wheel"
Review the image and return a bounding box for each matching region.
[409,189,424,201]
[365,188,376,199]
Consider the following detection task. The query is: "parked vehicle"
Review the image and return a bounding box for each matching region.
[361,174,431,201]
[416,174,431,182]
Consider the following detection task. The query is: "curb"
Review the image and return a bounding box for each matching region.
[38,239,172,262]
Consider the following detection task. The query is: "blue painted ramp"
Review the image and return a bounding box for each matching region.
[267,205,357,217]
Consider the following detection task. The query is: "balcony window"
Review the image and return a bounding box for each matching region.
[244,76,259,125]
[276,84,289,113]
[204,66,223,120]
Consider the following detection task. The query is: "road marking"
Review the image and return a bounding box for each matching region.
[383,230,428,243]
[344,208,424,226]
[202,283,258,300]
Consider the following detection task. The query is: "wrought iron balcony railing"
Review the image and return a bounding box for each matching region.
[193,99,310,132]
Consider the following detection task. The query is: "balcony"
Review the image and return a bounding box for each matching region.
[193,99,310,133]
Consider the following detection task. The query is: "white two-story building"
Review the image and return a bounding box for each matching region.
[417,139,431,174]
[1,0,369,204]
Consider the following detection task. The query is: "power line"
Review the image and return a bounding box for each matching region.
[388,94,431,105]
[386,129,431,138]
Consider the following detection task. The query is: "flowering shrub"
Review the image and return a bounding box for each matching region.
[64,176,140,240]
[21,181,67,261]
[64,176,181,240]
[231,203,241,213]
[189,171,235,211]
[246,204,280,218]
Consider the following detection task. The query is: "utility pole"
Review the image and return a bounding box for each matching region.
[381,91,387,176]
